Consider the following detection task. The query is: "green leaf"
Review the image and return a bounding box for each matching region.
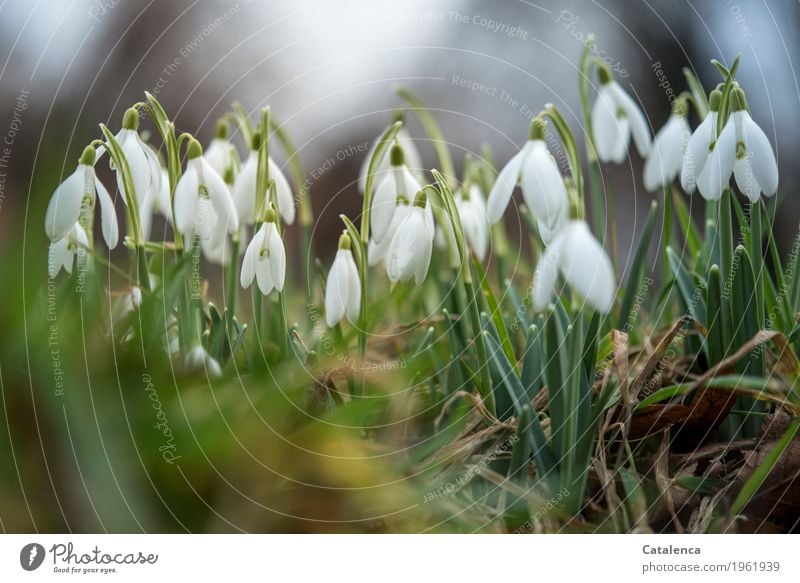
[472,256,517,372]
[521,325,543,403]
[667,247,707,326]
[730,417,800,516]
[619,200,658,329]
[682,67,709,118]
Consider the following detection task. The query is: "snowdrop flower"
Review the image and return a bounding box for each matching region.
[591,66,651,163]
[358,123,423,193]
[240,208,286,295]
[370,143,423,244]
[174,138,239,242]
[140,168,173,240]
[386,190,435,285]
[45,145,119,249]
[232,132,295,225]
[532,220,615,314]
[324,232,361,327]
[368,197,411,267]
[681,90,721,195]
[114,108,162,207]
[185,344,222,378]
[205,120,236,177]
[48,222,88,279]
[696,88,778,202]
[644,100,691,191]
[438,183,490,263]
[486,118,568,244]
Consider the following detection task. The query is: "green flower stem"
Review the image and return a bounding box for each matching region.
[395,86,456,186]
[578,37,599,164]
[542,106,585,216]
[269,116,313,298]
[225,236,240,344]
[660,183,673,287]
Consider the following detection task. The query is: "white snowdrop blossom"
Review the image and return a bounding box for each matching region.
[205,121,236,177]
[358,125,423,194]
[438,183,490,264]
[695,89,779,202]
[486,119,569,244]
[370,143,423,244]
[368,198,411,268]
[680,90,721,195]
[140,168,173,240]
[232,134,295,225]
[185,344,222,378]
[644,101,691,192]
[174,139,239,242]
[591,68,651,163]
[114,109,162,208]
[48,222,89,279]
[239,212,286,296]
[385,191,435,285]
[45,146,119,249]
[532,220,616,314]
[324,233,361,327]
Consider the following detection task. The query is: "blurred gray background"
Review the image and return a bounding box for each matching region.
[1,0,799,263]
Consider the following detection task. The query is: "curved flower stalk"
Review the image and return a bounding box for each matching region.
[48,222,88,279]
[695,88,778,202]
[233,132,295,225]
[174,139,239,243]
[205,120,237,177]
[590,65,651,163]
[370,143,423,244]
[644,99,691,191]
[486,118,569,244]
[140,168,173,241]
[185,344,222,378]
[532,220,616,314]
[681,90,721,195]
[358,123,423,194]
[239,208,286,296]
[45,145,119,249]
[437,182,489,264]
[113,108,162,209]
[325,232,361,327]
[385,190,435,285]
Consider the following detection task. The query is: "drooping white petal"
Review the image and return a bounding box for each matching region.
[369,203,410,267]
[735,111,779,198]
[174,163,201,237]
[48,237,70,279]
[644,114,690,192]
[266,222,286,292]
[116,129,152,205]
[343,252,361,324]
[521,140,568,241]
[45,166,86,242]
[233,152,258,224]
[325,250,350,326]
[91,170,119,248]
[696,119,736,201]
[205,138,234,177]
[201,158,238,235]
[486,146,527,223]
[558,221,616,313]
[609,81,651,158]
[531,235,562,311]
[240,223,267,289]
[459,198,489,261]
[371,172,398,243]
[386,206,428,284]
[269,159,296,225]
[681,112,717,194]
[413,212,435,285]
[591,85,629,164]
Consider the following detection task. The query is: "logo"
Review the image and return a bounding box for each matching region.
[20,543,46,571]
